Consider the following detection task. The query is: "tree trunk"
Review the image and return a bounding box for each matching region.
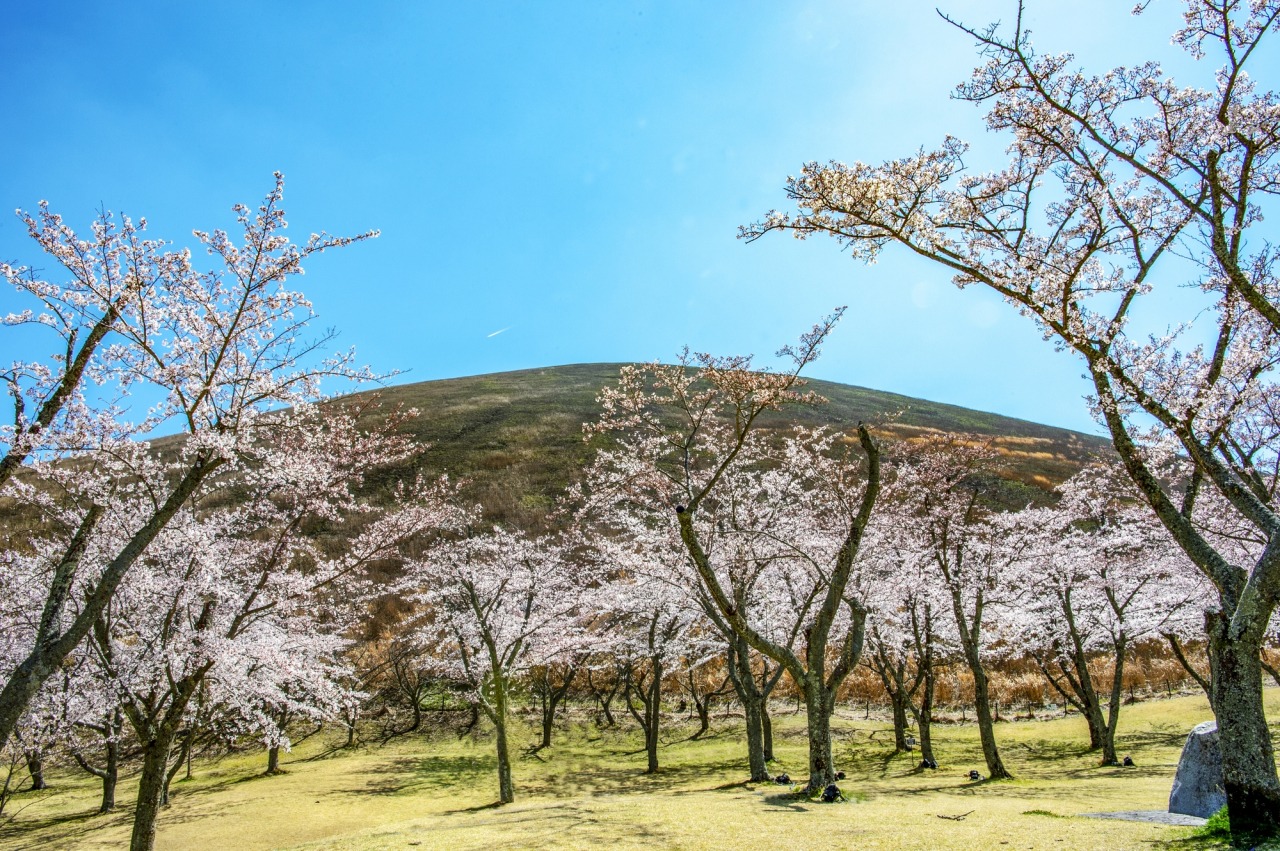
[645,658,662,774]
[536,675,554,750]
[130,728,177,851]
[409,687,423,734]
[73,710,124,814]
[890,693,910,752]
[950,586,1011,780]
[100,736,119,814]
[802,674,836,793]
[535,666,574,751]
[743,695,768,780]
[492,675,514,805]
[726,638,769,781]
[1084,706,1107,751]
[600,689,616,728]
[913,668,936,765]
[970,663,1012,780]
[24,750,45,791]
[162,731,192,805]
[266,746,281,775]
[761,703,774,762]
[692,693,711,739]
[1099,639,1127,766]
[1207,615,1280,843]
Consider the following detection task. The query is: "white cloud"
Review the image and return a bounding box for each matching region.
[910,280,938,309]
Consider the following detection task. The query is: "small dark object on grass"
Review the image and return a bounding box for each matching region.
[836,771,845,780]
[821,784,844,803]
[921,758,938,770]
[774,773,790,784]
[937,810,974,821]
[1123,756,1134,767]
[968,770,982,781]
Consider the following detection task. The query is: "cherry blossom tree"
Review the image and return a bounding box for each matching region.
[0,176,378,752]
[680,654,733,741]
[862,516,954,768]
[890,436,1035,780]
[1014,463,1206,764]
[529,656,580,753]
[77,403,457,851]
[601,571,704,775]
[582,659,625,729]
[745,1,1280,835]
[584,320,886,793]
[408,529,585,804]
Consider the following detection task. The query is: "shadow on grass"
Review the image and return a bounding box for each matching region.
[1119,725,1192,750]
[441,799,506,814]
[761,791,811,813]
[1017,737,1096,762]
[432,798,658,846]
[524,755,752,799]
[375,754,490,796]
[0,801,131,845]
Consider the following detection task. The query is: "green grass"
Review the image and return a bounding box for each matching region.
[2,689,1266,850]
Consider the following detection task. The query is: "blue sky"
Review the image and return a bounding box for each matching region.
[1,1,1206,435]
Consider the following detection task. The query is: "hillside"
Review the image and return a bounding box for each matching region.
[341,364,1113,526]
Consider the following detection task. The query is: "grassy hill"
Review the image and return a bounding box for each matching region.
[340,364,1113,526]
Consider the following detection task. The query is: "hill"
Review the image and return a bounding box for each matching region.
[342,364,1113,526]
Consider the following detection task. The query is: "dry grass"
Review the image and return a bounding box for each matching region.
[2,690,1269,850]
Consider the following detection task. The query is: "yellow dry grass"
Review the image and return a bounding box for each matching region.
[2,690,1272,851]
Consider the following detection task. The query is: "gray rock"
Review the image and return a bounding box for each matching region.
[1169,720,1226,819]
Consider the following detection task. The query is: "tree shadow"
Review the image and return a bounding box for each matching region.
[0,803,129,845]
[761,791,811,812]
[440,799,506,815]
[1017,737,1095,762]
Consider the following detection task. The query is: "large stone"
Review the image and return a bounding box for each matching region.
[1168,720,1226,819]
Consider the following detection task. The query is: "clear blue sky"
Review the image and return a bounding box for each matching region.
[1,1,1205,435]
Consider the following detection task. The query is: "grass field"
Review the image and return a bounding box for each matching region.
[1,690,1269,850]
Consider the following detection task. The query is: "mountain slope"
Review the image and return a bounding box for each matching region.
[343,364,1113,526]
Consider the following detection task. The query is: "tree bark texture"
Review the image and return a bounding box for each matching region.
[1207,615,1280,841]
[129,728,177,851]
